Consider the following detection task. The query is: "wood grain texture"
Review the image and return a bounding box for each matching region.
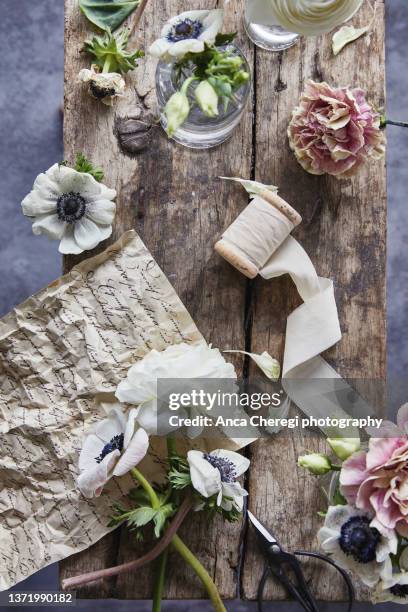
[242,0,386,602]
[60,0,252,599]
[61,0,386,602]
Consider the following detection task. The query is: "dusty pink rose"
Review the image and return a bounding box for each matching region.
[340,404,408,537]
[288,80,385,178]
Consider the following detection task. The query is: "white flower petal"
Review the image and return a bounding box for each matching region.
[116,377,148,404]
[74,217,111,251]
[31,214,65,240]
[95,407,126,442]
[86,200,116,225]
[123,408,139,448]
[224,350,280,380]
[78,433,105,471]
[149,38,172,58]
[210,449,250,477]
[77,450,120,498]
[112,428,149,477]
[58,225,83,255]
[199,9,224,42]
[136,399,158,435]
[187,450,221,498]
[168,10,209,25]
[22,192,58,216]
[168,39,204,58]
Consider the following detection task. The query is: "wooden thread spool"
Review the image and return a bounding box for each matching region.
[215,190,302,279]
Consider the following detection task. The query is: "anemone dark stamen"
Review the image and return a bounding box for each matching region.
[95,433,124,463]
[167,18,203,42]
[204,454,237,483]
[390,584,408,598]
[339,516,381,563]
[90,82,116,100]
[56,191,86,223]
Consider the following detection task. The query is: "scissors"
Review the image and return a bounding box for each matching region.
[247,510,354,612]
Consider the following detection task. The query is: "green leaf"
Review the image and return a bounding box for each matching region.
[214,32,237,46]
[127,506,157,529]
[153,503,176,538]
[75,153,105,182]
[83,29,144,74]
[79,0,141,32]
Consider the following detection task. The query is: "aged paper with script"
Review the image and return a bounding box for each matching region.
[0,231,203,591]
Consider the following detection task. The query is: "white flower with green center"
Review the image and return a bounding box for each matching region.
[21,163,116,255]
[187,449,249,511]
[77,405,149,498]
[149,10,224,61]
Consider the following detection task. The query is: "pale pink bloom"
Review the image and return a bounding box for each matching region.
[340,404,408,537]
[288,80,385,178]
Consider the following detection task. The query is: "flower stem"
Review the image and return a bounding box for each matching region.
[130,467,160,509]
[181,76,197,95]
[171,535,226,612]
[130,467,225,612]
[152,549,168,612]
[102,55,112,73]
[385,119,408,128]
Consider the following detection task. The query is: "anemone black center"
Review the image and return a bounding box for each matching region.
[339,516,381,563]
[57,191,86,223]
[167,18,203,42]
[204,454,237,483]
[390,584,408,598]
[95,433,124,464]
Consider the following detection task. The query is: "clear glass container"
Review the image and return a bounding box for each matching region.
[244,0,300,51]
[155,45,251,149]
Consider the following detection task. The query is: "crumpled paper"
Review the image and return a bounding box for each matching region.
[0,230,204,591]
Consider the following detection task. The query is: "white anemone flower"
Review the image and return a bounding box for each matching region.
[187,449,249,511]
[318,505,397,588]
[78,66,126,106]
[371,547,408,604]
[115,341,236,434]
[149,10,224,61]
[22,163,116,255]
[77,406,149,498]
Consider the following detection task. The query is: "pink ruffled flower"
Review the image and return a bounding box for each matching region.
[340,404,408,537]
[288,80,385,178]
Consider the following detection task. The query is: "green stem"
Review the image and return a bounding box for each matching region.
[180,76,197,95]
[131,467,225,612]
[152,549,168,612]
[386,119,408,128]
[130,467,160,510]
[172,535,226,612]
[102,55,112,73]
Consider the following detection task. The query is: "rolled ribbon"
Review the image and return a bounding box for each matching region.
[215,179,364,437]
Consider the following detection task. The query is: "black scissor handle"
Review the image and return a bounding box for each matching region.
[257,549,354,612]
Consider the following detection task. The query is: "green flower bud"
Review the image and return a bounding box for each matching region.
[164,91,190,137]
[298,453,332,475]
[327,438,360,461]
[195,80,219,118]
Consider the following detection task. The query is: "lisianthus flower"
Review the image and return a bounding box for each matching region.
[340,404,408,537]
[318,505,397,587]
[288,80,385,178]
[187,449,249,511]
[77,406,149,498]
[149,10,224,60]
[22,163,116,254]
[115,341,236,434]
[78,66,125,106]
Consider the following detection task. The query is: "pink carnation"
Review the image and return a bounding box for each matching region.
[340,404,408,537]
[288,80,385,178]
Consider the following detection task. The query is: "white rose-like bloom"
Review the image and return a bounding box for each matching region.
[318,505,397,588]
[77,405,149,498]
[115,341,236,434]
[248,0,363,37]
[78,66,126,106]
[149,10,224,61]
[21,163,116,255]
[187,449,250,511]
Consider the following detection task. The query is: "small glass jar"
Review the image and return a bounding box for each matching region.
[155,45,251,150]
[244,0,299,51]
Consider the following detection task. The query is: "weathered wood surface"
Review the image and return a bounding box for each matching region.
[61,0,386,602]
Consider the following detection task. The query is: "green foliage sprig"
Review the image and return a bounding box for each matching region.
[83,29,144,74]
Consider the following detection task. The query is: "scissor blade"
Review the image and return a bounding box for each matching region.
[247,510,281,550]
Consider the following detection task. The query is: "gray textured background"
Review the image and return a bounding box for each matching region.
[0,0,406,610]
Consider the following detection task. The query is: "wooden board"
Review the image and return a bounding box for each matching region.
[60,0,386,602]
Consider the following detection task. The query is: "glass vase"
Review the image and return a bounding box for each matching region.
[244,0,300,51]
[155,45,251,150]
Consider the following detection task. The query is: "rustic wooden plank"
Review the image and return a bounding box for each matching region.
[242,0,386,602]
[60,0,253,599]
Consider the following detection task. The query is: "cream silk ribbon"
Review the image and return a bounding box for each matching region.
[216,180,366,436]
